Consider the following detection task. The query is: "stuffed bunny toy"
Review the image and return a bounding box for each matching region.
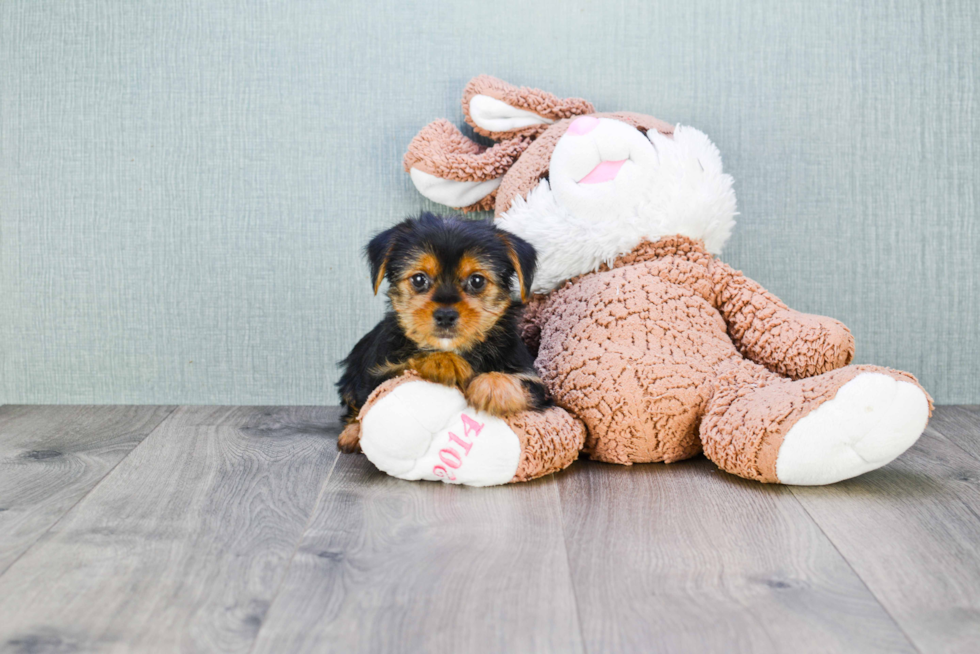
[347,75,931,487]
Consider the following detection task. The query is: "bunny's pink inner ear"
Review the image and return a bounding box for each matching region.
[468,95,554,134]
[403,119,531,211]
[462,75,595,140]
[409,169,503,210]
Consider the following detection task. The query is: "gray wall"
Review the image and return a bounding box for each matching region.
[1,0,977,404]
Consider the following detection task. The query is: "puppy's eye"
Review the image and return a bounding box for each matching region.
[465,274,486,293]
[409,273,430,292]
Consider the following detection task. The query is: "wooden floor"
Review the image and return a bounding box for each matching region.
[0,406,978,653]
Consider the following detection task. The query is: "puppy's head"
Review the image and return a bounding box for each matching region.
[367,212,535,352]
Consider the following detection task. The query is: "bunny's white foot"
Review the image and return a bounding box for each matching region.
[359,381,521,487]
[775,373,929,485]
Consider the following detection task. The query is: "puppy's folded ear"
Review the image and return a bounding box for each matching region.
[498,230,536,302]
[366,222,409,295]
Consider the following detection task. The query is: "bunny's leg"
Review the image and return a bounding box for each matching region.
[351,372,585,486]
[700,362,931,485]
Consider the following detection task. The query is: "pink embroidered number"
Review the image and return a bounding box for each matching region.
[432,413,485,481]
[448,432,472,455]
[439,448,462,468]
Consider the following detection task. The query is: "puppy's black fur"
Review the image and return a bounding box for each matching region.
[337,213,549,449]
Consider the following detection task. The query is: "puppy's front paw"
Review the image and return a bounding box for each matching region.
[466,372,528,417]
[412,352,473,389]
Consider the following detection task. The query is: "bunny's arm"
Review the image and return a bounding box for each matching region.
[710,260,854,379]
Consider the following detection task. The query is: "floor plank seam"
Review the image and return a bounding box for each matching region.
[927,423,980,467]
[786,487,924,654]
[553,473,590,654]
[0,405,180,580]
[245,447,343,654]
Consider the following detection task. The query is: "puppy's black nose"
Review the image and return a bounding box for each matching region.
[433,308,459,329]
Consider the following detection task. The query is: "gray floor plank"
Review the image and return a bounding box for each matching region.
[251,454,585,654]
[791,424,980,653]
[557,458,915,654]
[0,405,176,574]
[928,405,980,460]
[3,404,978,653]
[0,406,340,654]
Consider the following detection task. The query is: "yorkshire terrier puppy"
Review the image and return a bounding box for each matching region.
[336,212,549,453]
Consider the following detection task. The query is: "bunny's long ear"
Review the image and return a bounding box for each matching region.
[462,75,594,141]
[403,119,531,212]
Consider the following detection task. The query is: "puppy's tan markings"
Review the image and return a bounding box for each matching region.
[337,399,362,452]
[391,250,450,348]
[411,352,473,390]
[415,252,441,278]
[338,422,362,453]
[372,258,388,295]
[499,234,530,301]
[456,254,487,280]
[465,372,530,416]
[392,249,513,353]
[453,254,511,350]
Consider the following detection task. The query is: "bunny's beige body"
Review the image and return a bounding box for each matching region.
[350,76,931,487]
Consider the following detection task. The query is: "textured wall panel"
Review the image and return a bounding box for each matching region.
[1,0,977,403]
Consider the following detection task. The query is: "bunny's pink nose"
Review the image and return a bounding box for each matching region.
[567,116,599,136]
